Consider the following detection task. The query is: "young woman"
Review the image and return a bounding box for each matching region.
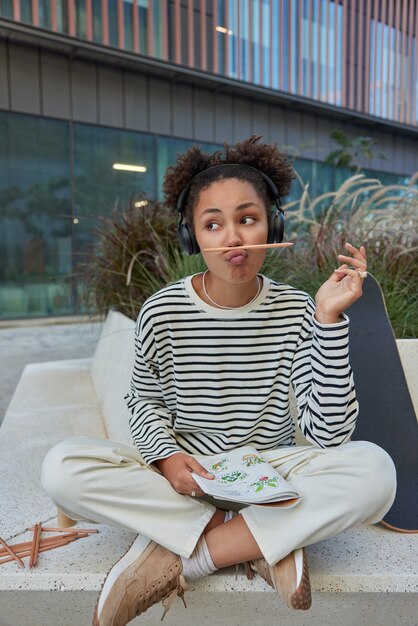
[41,135,396,626]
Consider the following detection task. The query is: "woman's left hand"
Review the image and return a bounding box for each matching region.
[315,243,367,324]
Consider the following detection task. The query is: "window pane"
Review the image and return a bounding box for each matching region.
[138,0,148,54]
[0,0,13,19]
[108,0,118,47]
[39,0,52,29]
[0,112,72,319]
[72,123,155,269]
[75,0,87,38]
[92,0,102,41]
[281,0,288,90]
[124,0,133,50]
[239,0,249,80]
[20,0,32,22]
[56,0,69,32]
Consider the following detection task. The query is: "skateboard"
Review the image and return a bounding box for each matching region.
[347,274,418,532]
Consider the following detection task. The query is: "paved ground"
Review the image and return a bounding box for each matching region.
[0,320,103,425]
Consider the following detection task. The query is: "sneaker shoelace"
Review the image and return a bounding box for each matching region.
[234,561,256,581]
[161,576,187,621]
[249,557,273,586]
[133,564,188,622]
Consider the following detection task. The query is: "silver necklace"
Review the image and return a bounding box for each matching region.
[202,271,262,310]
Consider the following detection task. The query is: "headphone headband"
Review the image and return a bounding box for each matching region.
[176,163,284,255]
[176,163,281,214]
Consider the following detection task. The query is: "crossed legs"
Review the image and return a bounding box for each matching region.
[42,437,396,623]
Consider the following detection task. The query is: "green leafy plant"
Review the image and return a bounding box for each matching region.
[324,130,387,172]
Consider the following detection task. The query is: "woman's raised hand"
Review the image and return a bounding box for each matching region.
[314,243,367,324]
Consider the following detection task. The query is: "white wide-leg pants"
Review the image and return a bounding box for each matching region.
[41,437,396,566]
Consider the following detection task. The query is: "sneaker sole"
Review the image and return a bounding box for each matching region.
[93,535,154,626]
[289,549,311,610]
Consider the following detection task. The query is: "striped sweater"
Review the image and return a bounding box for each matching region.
[125,275,358,465]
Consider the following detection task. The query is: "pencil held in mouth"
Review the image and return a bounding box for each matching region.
[203,242,294,252]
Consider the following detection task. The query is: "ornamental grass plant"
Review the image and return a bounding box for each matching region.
[82,173,418,338]
[263,172,418,338]
[81,201,205,321]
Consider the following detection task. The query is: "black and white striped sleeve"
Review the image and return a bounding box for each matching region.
[290,297,358,447]
[124,310,182,465]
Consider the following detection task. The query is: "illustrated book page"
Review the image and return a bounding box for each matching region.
[191,445,300,508]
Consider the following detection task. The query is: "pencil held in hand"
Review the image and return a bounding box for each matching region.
[203,242,294,252]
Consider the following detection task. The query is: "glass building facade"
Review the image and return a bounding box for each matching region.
[1,0,417,127]
[0,110,223,318]
[0,1,416,318]
[0,109,407,318]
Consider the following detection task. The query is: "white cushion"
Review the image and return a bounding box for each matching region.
[90,311,136,442]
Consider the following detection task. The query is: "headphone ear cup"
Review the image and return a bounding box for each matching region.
[267,207,284,243]
[177,223,200,255]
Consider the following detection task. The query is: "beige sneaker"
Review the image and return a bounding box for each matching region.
[250,548,311,610]
[93,535,187,626]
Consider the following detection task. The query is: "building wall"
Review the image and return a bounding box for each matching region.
[2,0,417,129]
[1,39,418,176]
[1,38,417,320]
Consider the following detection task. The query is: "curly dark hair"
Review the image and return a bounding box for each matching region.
[162,134,295,223]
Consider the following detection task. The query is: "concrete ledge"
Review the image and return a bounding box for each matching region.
[1,523,415,594]
[1,312,417,626]
[1,521,416,626]
[2,591,417,626]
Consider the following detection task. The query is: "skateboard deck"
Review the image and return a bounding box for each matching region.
[347,274,418,532]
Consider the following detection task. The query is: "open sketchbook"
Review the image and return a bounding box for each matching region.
[192,446,300,508]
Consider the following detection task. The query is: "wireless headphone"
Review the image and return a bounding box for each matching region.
[176,163,285,255]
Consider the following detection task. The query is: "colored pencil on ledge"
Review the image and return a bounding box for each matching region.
[203,242,294,252]
[27,526,99,534]
[0,532,93,566]
[0,534,90,565]
[0,533,83,557]
[0,536,25,568]
[29,523,42,568]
